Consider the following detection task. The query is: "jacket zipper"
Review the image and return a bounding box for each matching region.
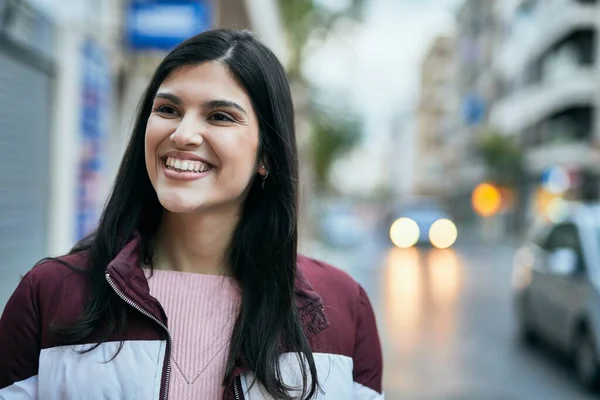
[234,375,241,400]
[106,273,172,400]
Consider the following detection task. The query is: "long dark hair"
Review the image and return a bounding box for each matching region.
[51,29,318,399]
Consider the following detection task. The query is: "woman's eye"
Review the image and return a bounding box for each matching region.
[154,105,179,116]
[209,112,235,123]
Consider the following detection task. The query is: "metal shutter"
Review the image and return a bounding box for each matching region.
[0,49,51,310]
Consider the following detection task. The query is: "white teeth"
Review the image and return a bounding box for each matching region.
[164,156,212,173]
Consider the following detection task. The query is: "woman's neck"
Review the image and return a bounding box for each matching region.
[151,209,239,276]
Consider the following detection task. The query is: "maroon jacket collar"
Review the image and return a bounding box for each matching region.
[105,235,329,338]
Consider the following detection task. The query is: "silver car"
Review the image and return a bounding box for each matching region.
[512,203,600,391]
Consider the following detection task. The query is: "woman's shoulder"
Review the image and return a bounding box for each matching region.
[297,255,365,305]
[21,251,92,304]
[298,254,359,285]
[26,251,90,284]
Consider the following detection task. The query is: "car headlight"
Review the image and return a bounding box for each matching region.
[390,218,420,248]
[428,219,458,249]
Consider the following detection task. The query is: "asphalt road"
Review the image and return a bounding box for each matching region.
[320,235,599,400]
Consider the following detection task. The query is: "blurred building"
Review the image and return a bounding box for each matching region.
[0,0,58,308]
[388,111,416,200]
[0,0,129,310]
[414,36,455,198]
[446,0,498,223]
[0,0,287,310]
[491,0,600,217]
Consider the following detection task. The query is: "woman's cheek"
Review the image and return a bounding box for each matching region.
[145,118,168,179]
[147,116,174,140]
[216,131,258,162]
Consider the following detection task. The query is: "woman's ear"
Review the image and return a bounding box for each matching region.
[257,163,268,177]
[257,157,269,177]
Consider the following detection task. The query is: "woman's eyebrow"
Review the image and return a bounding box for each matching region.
[204,99,247,116]
[154,92,182,105]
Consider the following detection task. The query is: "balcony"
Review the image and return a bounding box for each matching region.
[522,104,595,173]
[524,28,595,85]
[489,68,595,134]
[527,142,598,173]
[495,0,597,80]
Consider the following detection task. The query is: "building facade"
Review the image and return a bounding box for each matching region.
[446,0,498,223]
[491,0,600,217]
[415,36,455,197]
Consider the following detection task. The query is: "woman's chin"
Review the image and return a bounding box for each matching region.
[157,194,205,214]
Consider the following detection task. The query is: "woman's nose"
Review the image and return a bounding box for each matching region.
[170,117,206,147]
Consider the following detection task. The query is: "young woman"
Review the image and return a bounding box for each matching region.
[0,29,383,399]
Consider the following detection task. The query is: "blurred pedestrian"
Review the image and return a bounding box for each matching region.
[0,29,382,399]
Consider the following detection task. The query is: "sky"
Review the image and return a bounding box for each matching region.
[306,0,463,119]
[304,0,464,194]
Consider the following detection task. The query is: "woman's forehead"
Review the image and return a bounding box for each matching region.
[159,62,248,101]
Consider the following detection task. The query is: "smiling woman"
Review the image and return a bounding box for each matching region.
[145,62,261,215]
[0,29,383,400]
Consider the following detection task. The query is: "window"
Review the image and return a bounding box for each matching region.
[522,106,593,148]
[527,29,596,85]
[544,223,577,249]
[544,106,593,143]
[543,223,586,271]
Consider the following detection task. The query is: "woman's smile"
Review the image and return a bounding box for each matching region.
[161,154,215,181]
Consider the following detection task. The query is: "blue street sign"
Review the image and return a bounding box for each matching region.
[462,93,485,126]
[126,0,211,51]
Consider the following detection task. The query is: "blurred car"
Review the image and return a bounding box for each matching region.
[512,203,600,391]
[387,199,458,249]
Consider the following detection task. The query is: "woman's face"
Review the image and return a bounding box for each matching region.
[145,61,262,214]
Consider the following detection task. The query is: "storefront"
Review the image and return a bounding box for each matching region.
[0,0,55,308]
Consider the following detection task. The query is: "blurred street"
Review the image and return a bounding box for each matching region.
[304,230,598,400]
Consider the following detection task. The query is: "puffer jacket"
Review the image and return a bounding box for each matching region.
[0,236,383,399]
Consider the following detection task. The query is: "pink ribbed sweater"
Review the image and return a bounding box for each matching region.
[144,269,241,400]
